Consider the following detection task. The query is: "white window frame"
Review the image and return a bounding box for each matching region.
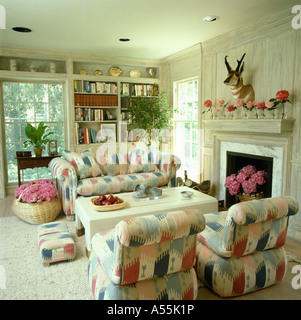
[173,77,201,183]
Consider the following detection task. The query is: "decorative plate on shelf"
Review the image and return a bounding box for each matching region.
[94,70,102,76]
[109,66,122,77]
[79,69,88,75]
[130,69,142,78]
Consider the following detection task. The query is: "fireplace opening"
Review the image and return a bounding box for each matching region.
[225,152,273,208]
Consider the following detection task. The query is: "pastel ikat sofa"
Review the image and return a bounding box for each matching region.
[49,147,181,220]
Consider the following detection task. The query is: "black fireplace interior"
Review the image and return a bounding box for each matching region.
[225,151,273,208]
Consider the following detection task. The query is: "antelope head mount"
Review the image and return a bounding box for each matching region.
[224,53,255,102]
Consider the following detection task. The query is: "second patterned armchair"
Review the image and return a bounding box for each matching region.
[88,209,205,300]
[195,196,299,297]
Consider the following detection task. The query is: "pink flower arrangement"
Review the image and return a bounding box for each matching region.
[236,99,244,108]
[203,100,212,109]
[276,90,289,102]
[226,104,235,112]
[202,99,228,114]
[224,165,267,196]
[257,102,267,109]
[265,90,291,110]
[15,179,57,203]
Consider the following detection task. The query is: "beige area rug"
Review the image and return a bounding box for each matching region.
[0,214,93,300]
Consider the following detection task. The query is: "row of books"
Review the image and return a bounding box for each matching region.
[121,83,158,97]
[121,111,133,123]
[74,93,118,107]
[74,80,118,94]
[77,127,97,144]
[75,107,105,121]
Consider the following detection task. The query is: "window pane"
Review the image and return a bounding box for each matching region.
[19,83,34,102]
[5,123,21,144]
[49,103,64,122]
[4,103,19,122]
[20,103,35,122]
[3,82,18,102]
[34,83,49,102]
[49,84,63,103]
[35,103,49,122]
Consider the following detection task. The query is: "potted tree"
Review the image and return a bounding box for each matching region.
[23,122,53,157]
[128,90,175,145]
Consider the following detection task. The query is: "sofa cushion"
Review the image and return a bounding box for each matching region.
[64,149,102,179]
[77,171,169,196]
[128,149,157,174]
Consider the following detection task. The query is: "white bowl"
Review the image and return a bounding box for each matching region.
[181,191,193,199]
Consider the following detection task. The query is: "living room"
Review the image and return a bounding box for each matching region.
[0,0,301,301]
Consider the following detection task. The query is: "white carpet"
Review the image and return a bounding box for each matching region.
[0,214,93,300]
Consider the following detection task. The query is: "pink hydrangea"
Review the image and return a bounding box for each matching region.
[224,166,267,195]
[15,180,57,203]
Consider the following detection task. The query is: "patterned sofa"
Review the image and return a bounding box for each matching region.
[49,147,181,220]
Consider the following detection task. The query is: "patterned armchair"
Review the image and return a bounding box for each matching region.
[195,196,299,297]
[88,209,205,300]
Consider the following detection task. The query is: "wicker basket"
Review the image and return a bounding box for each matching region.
[12,183,62,224]
[238,192,264,202]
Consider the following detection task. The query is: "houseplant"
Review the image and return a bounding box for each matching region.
[224,165,267,201]
[12,179,61,224]
[128,90,174,145]
[23,122,53,157]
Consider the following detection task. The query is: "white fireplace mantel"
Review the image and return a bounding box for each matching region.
[203,119,295,134]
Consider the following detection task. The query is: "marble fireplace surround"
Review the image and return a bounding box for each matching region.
[211,131,293,202]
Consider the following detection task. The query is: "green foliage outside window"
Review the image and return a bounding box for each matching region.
[2,82,64,183]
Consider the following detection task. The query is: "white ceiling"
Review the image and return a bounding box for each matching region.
[0,0,296,60]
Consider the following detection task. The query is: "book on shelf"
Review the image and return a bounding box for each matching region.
[74,93,118,107]
[75,123,97,145]
[121,83,158,97]
[75,107,104,121]
[74,80,118,94]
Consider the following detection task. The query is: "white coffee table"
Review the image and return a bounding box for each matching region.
[75,186,218,253]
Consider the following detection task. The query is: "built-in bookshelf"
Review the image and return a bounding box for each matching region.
[73,80,119,145]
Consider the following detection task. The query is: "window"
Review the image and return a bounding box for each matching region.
[173,78,200,182]
[2,81,65,184]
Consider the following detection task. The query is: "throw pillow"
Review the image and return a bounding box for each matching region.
[64,149,102,179]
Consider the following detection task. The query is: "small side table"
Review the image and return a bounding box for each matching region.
[16,155,61,186]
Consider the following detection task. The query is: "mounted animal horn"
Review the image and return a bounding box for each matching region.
[235,53,246,71]
[225,55,232,73]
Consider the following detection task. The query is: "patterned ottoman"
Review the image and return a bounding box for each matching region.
[37,222,76,267]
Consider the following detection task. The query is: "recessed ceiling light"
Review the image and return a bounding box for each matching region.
[119,38,130,42]
[203,16,220,22]
[12,27,32,33]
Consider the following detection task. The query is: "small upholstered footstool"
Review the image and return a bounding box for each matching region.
[37,222,76,267]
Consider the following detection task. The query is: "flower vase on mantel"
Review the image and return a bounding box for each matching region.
[217,108,225,119]
[246,109,257,119]
[273,104,284,119]
[283,104,293,119]
[265,109,274,119]
[256,108,265,119]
